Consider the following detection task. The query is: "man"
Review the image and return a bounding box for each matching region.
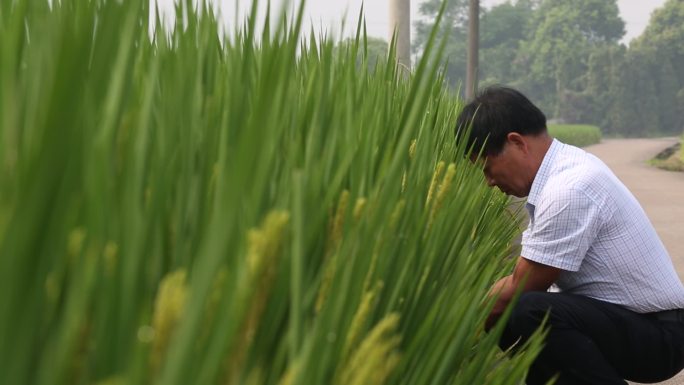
[456,86,684,385]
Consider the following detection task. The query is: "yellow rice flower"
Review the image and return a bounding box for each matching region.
[389,200,406,230]
[331,190,350,252]
[151,269,188,372]
[428,163,456,228]
[353,197,367,222]
[402,139,418,193]
[416,266,431,297]
[68,227,87,259]
[316,255,337,313]
[435,163,457,207]
[202,267,228,339]
[337,313,402,385]
[278,360,300,385]
[247,211,290,277]
[425,161,445,207]
[227,211,290,382]
[342,281,384,360]
[401,171,408,193]
[362,251,379,293]
[317,191,350,312]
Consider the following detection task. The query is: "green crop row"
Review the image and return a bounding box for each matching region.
[0,1,542,384]
[548,124,602,147]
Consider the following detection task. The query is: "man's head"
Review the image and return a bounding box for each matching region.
[455,86,552,197]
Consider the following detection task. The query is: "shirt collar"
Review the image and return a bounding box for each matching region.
[527,138,562,206]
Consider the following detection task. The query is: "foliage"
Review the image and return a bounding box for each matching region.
[365,37,390,70]
[0,1,544,384]
[339,36,389,71]
[414,0,535,93]
[478,0,535,87]
[596,0,684,137]
[415,0,470,39]
[649,142,684,172]
[548,124,602,147]
[414,0,469,88]
[414,0,684,137]
[515,0,624,115]
[604,49,662,136]
[628,0,684,135]
[635,0,684,77]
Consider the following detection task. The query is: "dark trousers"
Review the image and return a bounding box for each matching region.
[500,292,684,385]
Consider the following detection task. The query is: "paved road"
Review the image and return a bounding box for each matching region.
[586,138,684,385]
[586,138,684,281]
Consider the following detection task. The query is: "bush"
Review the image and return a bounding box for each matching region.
[0,1,543,384]
[548,124,602,147]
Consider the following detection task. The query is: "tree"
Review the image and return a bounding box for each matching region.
[628,0,684,134]
[336,37,389,72]
[414,0,683,136]
[584,44,620,129]
[655,57,681,134]
[414,0,534,94]
[414,0,470,44]
[414,0,470,90]
[516,0,624,119]
[606,49,640,136]
[633,0,684,86]
[479,0,535,86]
[365,37,390,71]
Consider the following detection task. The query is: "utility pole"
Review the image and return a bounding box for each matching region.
[389,0,411,71]
[465,0,479,100]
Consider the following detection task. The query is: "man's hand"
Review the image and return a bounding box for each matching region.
[485,257,561,330]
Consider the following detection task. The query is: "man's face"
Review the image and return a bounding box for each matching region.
[480,142,529,198]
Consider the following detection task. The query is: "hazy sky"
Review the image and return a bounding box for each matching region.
[157,0,668,45]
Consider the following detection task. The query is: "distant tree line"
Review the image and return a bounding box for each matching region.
[411,0,684,137]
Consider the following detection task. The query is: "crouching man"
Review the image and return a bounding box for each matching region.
[456,86,684,385]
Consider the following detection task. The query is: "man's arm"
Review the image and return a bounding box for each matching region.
[485,257,561,330]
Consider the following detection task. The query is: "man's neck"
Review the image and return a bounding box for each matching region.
[525,134,554,194]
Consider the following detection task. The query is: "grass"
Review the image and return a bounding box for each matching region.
[650,142,684,172]
[548,124,602,147]
[0,1,544,384]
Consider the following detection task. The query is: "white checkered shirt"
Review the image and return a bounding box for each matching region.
[522,139,684,313]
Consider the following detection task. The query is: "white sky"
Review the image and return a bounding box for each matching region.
[156,0,668,45]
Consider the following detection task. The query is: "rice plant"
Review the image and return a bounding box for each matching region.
[0,0,544,384]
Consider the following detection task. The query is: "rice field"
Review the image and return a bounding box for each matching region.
[0,1,543,384]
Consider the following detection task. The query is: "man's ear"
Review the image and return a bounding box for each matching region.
[506,132,529,154]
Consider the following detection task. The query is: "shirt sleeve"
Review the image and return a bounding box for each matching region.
[521,188,602,271]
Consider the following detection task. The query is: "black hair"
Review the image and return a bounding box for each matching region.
[455,86,547,156]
